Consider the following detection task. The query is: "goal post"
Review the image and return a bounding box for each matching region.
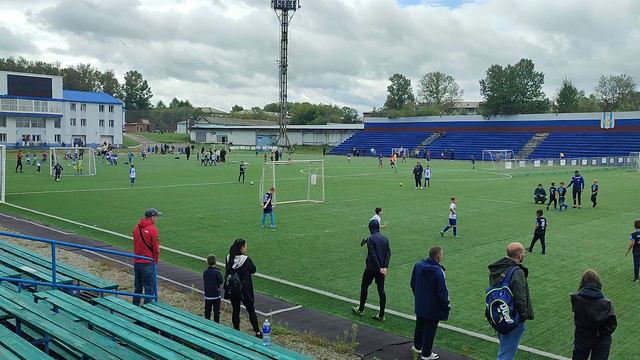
[0,145,5,203]
[628,152,640,172]
[481,149,515,169]
[49,147,97,176]
[260,160,325,205]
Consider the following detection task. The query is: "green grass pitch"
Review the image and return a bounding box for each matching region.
[2,150,638,359]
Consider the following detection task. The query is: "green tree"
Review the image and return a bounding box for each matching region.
[384,73,415,111]
[122,70,153,110]
[62,64,101,92]
[417,71,463,114]
[554,78,581,113]
[169,97,193,108]
[479,58,549,117]
[577,94,600,112]
[341,107,359,123]
[594,74,636,111]
[263,103,281,112]
[156,100,167,109]
[231,104,244,112]
[98,69,122,99]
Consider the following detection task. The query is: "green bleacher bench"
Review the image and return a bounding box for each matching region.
[0,251,73,285]
[0,324,54,360]
[0,240,118,290]
[0,287,146,360]
[7,320,82,360]
[95,296,305,360]
[146,301,311,360]
[34,290,211,360]
[0,264,22,279]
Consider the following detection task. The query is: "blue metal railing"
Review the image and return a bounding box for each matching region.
[0,230,158,302]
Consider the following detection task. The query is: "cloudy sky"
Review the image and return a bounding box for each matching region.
[1,0,639,113]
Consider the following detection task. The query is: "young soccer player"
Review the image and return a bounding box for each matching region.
[440,197,458,238]
[77,158,83,174]
[424,165,431,188]
[568,170,585,208]
[546,182,558,210]
[625,219,640,282]
[203,254,223,323]
[129,165,136,186]
[471,155,476,169]
[591,180,599,208]
[390,154,397,173]
[238,161,246,183]
[262,187,276,228]
[369,207,388,229]
[412,161,423,189]
[557,181,569,211]
[378,154,383,168]
[25,152,31,166]
[53,163,63,182]
[528,209,548,254]
[347,153,351,163]
[36,158,42,174]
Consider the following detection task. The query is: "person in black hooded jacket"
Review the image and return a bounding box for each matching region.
[224,238,262,338]
[570,269,616,360]
[352,219,391,321]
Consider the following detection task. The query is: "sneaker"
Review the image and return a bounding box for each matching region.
[351,307,364,316]
[422,353,440,360]
[633,279,639,283]
[411,346,422,354]
[578,206,581,209]
[572,205,577,208]
[371,314,386,322]
[546,206,549,210]
[440,231,444,237]
[527,248,532,253]
[270,225,277,229]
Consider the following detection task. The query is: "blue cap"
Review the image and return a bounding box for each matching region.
[144,208,162,218]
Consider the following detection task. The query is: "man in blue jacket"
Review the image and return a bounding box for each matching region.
[352,220,391,321]
[410,246,450,360]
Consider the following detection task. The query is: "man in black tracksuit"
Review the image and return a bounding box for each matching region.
[546,182,557,210]
[413,161,424,189]
[352,220,391,321]
[528,209,548,254]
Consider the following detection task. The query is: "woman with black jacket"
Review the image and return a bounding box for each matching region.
[224,238,262,338]
[570,269,617,360]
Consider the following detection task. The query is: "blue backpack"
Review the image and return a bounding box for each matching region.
[485,266,522,334]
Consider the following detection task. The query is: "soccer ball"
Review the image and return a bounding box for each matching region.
[399,182,403,187]
[250,181,254,185]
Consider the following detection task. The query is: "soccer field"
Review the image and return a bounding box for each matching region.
[2,150,639,359]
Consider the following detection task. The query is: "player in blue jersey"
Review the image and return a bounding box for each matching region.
[528,209,548,254]
[568,170,585,208]
[625,219,640,282]
[238,161,246,183]
[262,187,276,228]
[440,197,458,238]
[590,179,599,208]
[557,182,569,211]
[546,182,557,210]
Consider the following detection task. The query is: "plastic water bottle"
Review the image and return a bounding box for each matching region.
[262,319,271,346]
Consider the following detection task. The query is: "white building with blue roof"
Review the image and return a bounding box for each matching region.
[0,71,124,148]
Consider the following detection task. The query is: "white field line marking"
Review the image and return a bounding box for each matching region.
[4,202,568,359]
[475,198,520,204]
[0,213,73,235]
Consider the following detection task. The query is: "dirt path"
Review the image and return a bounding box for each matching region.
[124,132,155,145]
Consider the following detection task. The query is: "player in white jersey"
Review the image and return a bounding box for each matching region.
[424,165,432,188]
[440,197,458,238]
[129,165,136,186]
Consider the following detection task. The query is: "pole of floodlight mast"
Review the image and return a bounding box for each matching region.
[272,0,301,149]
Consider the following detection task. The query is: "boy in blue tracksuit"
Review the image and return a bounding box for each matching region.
[410,246,450,360]
[262,187,276,228]
[203,254,223,323]
[557,182,569,211]
[568,170,585,208]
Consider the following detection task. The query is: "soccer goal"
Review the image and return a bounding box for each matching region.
[260,160,325,205]
[628,152,640,172]
[0,145,5,203]
[481,149,515,169]
[49,147,97,176]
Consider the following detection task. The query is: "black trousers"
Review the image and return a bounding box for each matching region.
[591,194,597,207]
[358,269,386,317]
[16,160,22,173]
[414,317,439,357]
[414,175,422,188]
[573,335,612,360]
[230,295,260,333]
[633,252,640,280]
[573,189,582,206]
[204,298,221,323]
[238,172,245,183]
[547,196,557,209]
[529,232,546,254]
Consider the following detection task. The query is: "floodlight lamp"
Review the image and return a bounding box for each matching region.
[271,0,298,11]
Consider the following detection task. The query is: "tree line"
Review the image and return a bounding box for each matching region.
[230,102,360,124]
[379,58,639,118]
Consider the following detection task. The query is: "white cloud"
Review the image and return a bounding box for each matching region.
[0,0,638,112]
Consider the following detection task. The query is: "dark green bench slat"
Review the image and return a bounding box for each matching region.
[34,290,208,360]
[0,241,118,290]
[0,264,21,278]
[0,287,145,360]
[95,296,268,360]
[0,347,22,360]
[147,302,310,360]
[0,251,73,284]
[0,325,53,360]
[8,320,82,360]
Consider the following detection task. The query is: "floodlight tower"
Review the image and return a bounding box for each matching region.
[271,0,301,148]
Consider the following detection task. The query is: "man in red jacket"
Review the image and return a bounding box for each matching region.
[132,208,161,305]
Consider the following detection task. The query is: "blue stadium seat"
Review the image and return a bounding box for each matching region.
[529,132,640,158]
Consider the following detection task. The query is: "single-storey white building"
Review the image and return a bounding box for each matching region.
[0,71,124,147]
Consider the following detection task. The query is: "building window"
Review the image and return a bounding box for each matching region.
[108,105,114,113]
[99,105,105,112]
[109,119,115,127]
[80,104,87,112]
[70,103,76,111]
[54,118,61,128]
[31,118,46,128]
[54,134,61,143]
[0,133,6,142]
[80,118,87,127]
[16,119,31,128]
[99,119,105,127]
[70,118,77,126]
[0,117,6,127]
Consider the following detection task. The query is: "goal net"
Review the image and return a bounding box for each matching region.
[628,152,640,172]
[260,160,325,205]
[49,147,97,176]
[481,149,515,169]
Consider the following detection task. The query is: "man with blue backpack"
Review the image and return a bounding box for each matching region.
[486,242,534,360]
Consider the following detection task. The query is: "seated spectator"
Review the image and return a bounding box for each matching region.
[534,184,547,204]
